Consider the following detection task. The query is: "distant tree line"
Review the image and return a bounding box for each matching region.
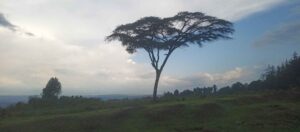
[163,85,218,97]
[260,52,300,90]
[163,52,300,97]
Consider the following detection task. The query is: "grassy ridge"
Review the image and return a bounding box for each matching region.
[0,92,300,132]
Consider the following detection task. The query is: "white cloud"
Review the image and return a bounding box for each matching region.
[0,0,285,44]
[0,76,23,87]
[157,67,255,92]
[0,0,284,95]
[0,28,151,95]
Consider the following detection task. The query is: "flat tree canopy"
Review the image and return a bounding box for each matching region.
[107,12,234,100]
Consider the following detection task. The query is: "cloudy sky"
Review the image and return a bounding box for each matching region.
[0,0,299,95]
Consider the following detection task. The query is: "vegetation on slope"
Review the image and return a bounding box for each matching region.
[0,91,300,132]
[0,52,299,132]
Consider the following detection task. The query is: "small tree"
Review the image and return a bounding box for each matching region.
[213,85,217,94]
[174,89,179,96]
[42,77,62,99]
[107,12,234,101]
[231,82,245,91]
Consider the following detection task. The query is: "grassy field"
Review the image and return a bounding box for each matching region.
[0,91,299,132]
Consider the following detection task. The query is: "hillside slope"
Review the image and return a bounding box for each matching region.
[0,92,299,132]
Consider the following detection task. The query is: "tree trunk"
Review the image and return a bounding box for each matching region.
[151,48,174,101]
[153,70,161,101]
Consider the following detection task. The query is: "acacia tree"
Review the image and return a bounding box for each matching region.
[106,12,234,101]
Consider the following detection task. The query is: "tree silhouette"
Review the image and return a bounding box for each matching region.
[42,77,62,99]
[107,12,234,101]
[213,85,217,94]
[174,89,179,96]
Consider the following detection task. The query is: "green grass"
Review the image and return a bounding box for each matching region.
[0,92,300,132]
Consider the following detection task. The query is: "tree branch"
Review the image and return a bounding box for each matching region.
[146,49,157,70]
[172,19,189,42]
[159,47,176,71]
[156,48,160,68]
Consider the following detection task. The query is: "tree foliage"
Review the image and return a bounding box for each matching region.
[107,12,234,54]
[261,52,300,90]
[41,77,62,99]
